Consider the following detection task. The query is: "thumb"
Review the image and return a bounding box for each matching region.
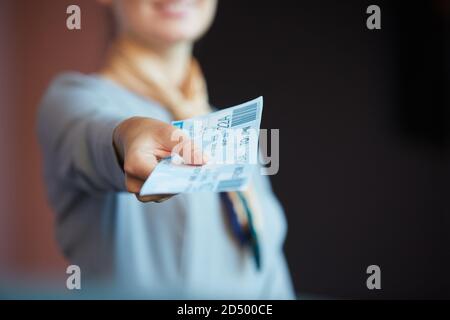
[158,125,208,165]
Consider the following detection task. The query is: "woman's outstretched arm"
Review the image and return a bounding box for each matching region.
[37,75,205,201]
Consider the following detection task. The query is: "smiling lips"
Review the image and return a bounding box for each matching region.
[153,0,198,19]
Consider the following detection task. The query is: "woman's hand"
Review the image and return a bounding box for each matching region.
[113,117,207,202]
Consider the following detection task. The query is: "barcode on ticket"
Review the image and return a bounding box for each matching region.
[231,102,257,127]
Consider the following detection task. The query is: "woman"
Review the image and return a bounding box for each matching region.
[38,0,293,299]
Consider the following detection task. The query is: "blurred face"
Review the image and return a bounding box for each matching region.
[103,0,218,47]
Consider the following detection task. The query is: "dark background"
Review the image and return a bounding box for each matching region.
[196,0,450,299]
[0,0,448,299]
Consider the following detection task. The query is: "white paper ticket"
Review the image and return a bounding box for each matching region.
[139,97,263,195]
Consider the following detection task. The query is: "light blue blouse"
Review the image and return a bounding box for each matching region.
[37,73,294,299]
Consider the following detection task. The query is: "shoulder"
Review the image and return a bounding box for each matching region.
[38,71,172,126]
[42,72,110,104]
[37,72,113,132]
[39,72,111,117]
[41,72,169,117]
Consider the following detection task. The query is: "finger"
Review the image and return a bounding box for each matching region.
[125,174,145,194]
[135,194,174,203]
[178,140,208,165]
[155,124,189,151]
[155,125,208,165]
[153,149,172,160]
[124,148,159,181]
